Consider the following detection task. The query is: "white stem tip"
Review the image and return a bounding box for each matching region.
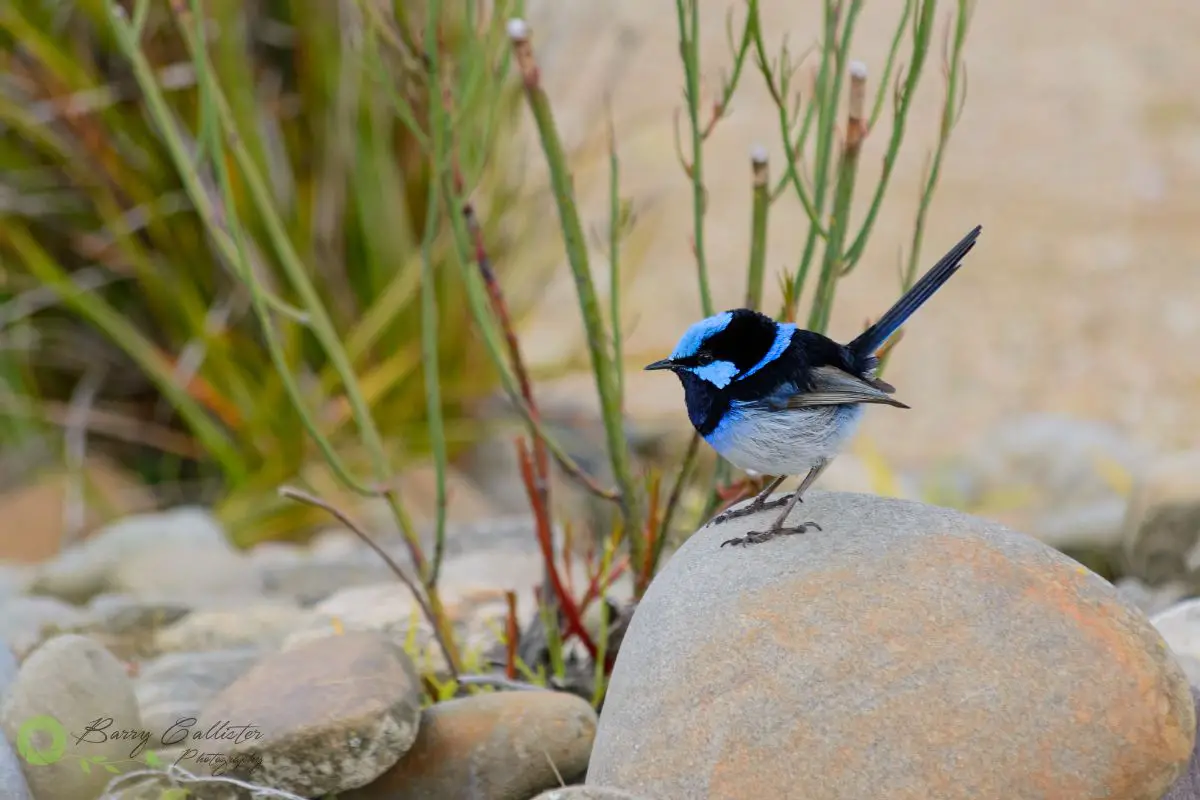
[749,144,769,165]
[849,60,868,80]
[506,18,530,41]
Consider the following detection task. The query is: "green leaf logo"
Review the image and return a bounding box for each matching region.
[15,715,67,766]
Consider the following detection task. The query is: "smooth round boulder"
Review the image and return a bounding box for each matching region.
[587,491,1195,800]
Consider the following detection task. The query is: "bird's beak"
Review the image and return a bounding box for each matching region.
[643,358,677,372]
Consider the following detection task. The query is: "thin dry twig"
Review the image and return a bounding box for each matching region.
[277,485,459,679]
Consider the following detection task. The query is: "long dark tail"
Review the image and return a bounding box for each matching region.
[847,224,982,358]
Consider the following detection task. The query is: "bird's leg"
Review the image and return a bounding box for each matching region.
[709,475,789,526]
[721,459,830,547]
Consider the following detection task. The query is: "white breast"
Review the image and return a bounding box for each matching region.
[704,403,865,477]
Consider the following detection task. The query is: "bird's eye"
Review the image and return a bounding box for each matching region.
[696,352,714,365]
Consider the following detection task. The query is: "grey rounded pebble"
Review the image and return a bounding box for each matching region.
[199,631,422,796]
[0,634,143,800]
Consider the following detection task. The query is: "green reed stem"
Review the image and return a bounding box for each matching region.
[809,51,868,332]
[786,0,841,321]
[868,0,916,132]
[608,115,625,405]
[675,0,712,315]
[422,0,450,585]
[902,0,973,291]
[508,21,641,560]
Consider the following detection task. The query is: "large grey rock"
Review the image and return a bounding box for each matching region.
[0,634,143,800]
[29,507,231,604]
[199,631,422,796]
[1123,450,1200,587]
[345,691,597,800]
[588,491,1195,800]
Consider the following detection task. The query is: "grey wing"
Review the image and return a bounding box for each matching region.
[773,365,910,410]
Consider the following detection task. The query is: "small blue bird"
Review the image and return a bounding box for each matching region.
[645,225,982,547]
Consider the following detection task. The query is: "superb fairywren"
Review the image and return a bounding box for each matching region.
[645,225,982,547]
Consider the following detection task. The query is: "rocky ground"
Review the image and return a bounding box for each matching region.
[2,413,1200,798]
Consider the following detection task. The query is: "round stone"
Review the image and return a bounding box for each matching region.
[587,491,1195,800]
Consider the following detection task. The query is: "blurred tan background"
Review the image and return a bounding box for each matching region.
[514,0,1200,468]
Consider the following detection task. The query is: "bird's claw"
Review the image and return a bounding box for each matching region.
[710,493,794,526]
[720,520,821,547]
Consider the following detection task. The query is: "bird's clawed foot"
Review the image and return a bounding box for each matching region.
[710,493,793,527]
[720,520,821,548]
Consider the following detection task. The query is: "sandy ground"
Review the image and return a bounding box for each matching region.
[505,0,1200,469]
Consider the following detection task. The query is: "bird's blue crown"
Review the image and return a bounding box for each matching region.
[666,309,796,389]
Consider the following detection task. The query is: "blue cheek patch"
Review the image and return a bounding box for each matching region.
[671,312,734,359]
[737,323,796,381]
[691,359,739,388]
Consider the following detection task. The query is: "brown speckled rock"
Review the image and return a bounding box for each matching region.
[346,691,596,800]
[587,491,1195,800]
[199,631,421,796]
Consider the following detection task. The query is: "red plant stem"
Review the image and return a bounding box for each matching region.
[517,439,598,660]
[578,556,630,616]
[462,204,550,483]
[637,473,662,595]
